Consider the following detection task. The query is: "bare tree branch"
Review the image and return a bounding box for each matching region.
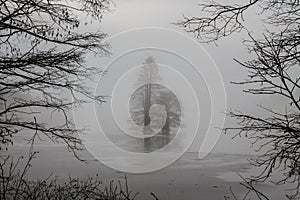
[0,0,112,158]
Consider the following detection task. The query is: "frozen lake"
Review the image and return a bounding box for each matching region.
[6,144,289,200]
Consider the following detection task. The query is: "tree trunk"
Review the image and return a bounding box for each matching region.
[162,116,170,146]
[144,81,151,150]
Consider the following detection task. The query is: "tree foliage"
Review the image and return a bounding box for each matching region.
[135,57,161,88]
[0,0,111,156]
[132,57,162,127]
[130,57,180,131]
[178,0,300,199]
[129,57,181,151]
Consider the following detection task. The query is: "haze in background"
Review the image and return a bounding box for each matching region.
[83,0,282,155]
[12,0,286,156]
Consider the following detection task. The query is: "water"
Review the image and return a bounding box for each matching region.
[4,144,289,200]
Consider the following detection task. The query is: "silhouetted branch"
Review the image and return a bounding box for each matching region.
[178,0,300,198]
[0,151,142,200]
[0,0,112,158]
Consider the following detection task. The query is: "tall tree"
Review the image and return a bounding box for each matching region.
[0,0,111,158]
[129,57,181,151]
[130,57,161,149]
[137,57,161,127]
[177,0,300,199]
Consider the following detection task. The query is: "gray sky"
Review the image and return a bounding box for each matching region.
[13,0,288,157]
[77,0,270,155]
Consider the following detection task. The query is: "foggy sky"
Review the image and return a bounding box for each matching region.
[13,0,289,156]
[82,0,276,155]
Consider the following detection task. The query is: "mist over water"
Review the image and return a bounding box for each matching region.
[6,144,287,200]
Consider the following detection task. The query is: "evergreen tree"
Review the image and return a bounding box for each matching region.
[129,57,181,152]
